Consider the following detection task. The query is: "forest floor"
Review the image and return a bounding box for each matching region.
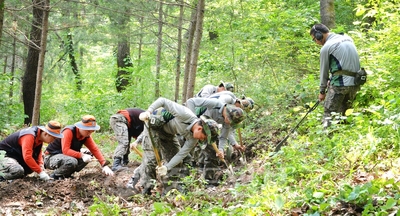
[0,157,262,215]
[0,130,267,216]
[0,128,365,215]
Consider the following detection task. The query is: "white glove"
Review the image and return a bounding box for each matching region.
[156,165,168,177]
[39,171,51,181]
[130,141,138,150]
[102,166,114,176]
[82,153,92,163]
[139,111,151,122]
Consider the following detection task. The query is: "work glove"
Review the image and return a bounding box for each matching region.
[102,166,114,176]
[216,149,224,159]
[39,171,51,181]
[82,153,92,163]
[139,111,151,122]
[130,141,138,150]
[156,165,168,177]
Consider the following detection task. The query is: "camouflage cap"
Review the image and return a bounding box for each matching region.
[241,97,255,112]
[200,115,219,144]
[225,83,234,92]
[225,104,245,128]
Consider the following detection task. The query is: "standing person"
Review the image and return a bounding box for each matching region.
[185,97,245,185]
[109,108,145,171]
[195,81,234,98]
[0,121,64,181]
[44,115,114,179]
[133,97,219,195]
[310,24,361,128]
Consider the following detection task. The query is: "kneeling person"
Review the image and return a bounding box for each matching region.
[0,121,64,181]
[44,115,113,179]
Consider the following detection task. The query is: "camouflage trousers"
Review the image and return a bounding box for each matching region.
[200,143,224,185]
[137,126,187,194]
[0,151,25,180]
[110,113,130,162]
[44,154,88,177]
[323,85,360,125]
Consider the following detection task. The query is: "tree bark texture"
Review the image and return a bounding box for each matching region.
[22,0,44,125]
[182,4,197,102]
[116,40,132,92]
[31,0,50,126]
[155,1,163,99]
[187,0,205,100]
[174,1,184,102]
[320,0,335,29]
[0,0,5,45]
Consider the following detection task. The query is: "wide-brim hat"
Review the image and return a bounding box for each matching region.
[75,115,101,130]
[38,121,64,139]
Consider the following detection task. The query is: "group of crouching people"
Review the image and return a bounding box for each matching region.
[0,82,254,195]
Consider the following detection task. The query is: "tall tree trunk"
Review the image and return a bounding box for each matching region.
[0,0,4,45]
[187,0,205,100]
[320,0,335,28]
[32,0,50,126]
[67,33,82,90]
[138,17,143,63]
[174,1,184,102]
[182,5,197,102]
[155,1,164,98]
[116,40,132,92]
[10,34,16,99]
[23,0,44,125]
[114,4,132,92]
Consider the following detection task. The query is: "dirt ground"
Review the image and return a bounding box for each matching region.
[0,160,146,215]
[0,152,260,215]
[0,127,365,215]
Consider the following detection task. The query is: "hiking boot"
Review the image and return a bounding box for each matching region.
[122,154,129,166]
[111,157,124,171]
[50,173,64,180]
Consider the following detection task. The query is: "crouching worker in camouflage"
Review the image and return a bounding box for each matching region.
[44,115,114,179]
[0,121,64,181]
[110,108,145,171]
[132,97,219,195]
[186,98,245,186]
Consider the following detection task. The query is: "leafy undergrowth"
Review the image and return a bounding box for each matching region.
[1,89,400,215]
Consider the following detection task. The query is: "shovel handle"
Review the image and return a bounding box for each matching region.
[211,142,226,163]
[131,145,143,158]
[145,121,162,167]
[237,128,243,147]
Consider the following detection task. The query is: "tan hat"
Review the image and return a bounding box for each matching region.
[38,121,64,139]
[75,115,101,130]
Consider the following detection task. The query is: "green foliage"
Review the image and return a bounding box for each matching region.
[88,195,125,216]
[1,0,400,214]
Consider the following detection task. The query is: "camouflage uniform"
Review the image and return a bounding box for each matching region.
[109,108,144,170]
[135,98,207,194]
[186,98,245,184]
[323,85,360,122]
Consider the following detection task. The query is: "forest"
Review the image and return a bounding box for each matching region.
[0,0,400,215]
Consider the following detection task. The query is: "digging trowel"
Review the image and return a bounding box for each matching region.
[212,142,234,175]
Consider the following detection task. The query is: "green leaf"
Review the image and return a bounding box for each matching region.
[313,191,324,199]
[153,202,164,214]
[275,195,285,209]
[381,198,397,211]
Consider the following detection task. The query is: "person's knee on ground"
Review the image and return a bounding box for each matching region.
[2,164,25,180]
